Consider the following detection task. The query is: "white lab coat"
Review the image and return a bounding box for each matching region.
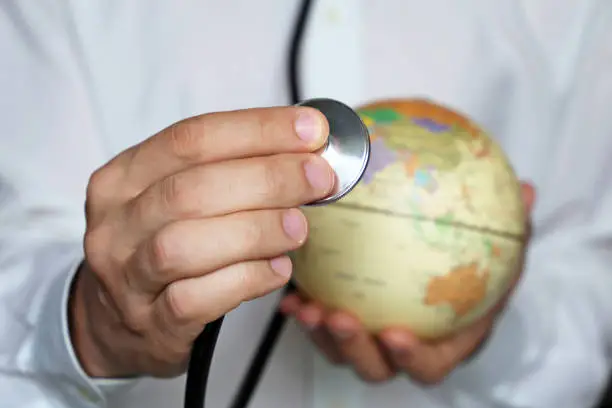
[2,1,612,407]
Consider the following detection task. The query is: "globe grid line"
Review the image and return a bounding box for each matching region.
[331,201,524,242]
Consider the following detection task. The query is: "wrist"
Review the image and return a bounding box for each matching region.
[68,262,130,378]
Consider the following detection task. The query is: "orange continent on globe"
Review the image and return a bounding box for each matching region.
[291,99,528,339]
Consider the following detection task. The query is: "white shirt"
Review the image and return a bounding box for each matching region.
[2,1,612,407]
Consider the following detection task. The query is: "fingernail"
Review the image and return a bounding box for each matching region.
[282,208,308,243]
[270,256,293,277]
[304,157,334,193]
[295,109,325,145]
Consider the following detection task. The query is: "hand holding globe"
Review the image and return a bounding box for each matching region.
[280,99,535,384]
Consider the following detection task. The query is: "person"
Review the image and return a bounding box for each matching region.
[1,1,612,407]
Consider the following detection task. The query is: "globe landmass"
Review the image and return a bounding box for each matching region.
[424,262,489,318]
[292,99,527,338]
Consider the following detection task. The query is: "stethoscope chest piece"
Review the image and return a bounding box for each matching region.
[299,98,371,206]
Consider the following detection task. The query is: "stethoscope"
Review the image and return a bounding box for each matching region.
[183,1,367,407]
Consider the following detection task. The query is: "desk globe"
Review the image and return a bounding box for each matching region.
[292,99,527,339]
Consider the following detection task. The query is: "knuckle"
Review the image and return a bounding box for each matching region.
[233,262,257,298]
[257,159,286,198]
[85,168,111,216]
[168,120,202,161]
[124,194,146,225]
[233,262,265,301]
[164,283,192,324]
[148,227,177,273]
[86,167,107,200]
[251,109,276,144]
[121,304,151,333]
[159,174,188,210]
[234,261,286,302]
[240,218,266,252]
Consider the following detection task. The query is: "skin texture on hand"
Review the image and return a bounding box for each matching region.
[69,106,335,378]
[281,183,536,385]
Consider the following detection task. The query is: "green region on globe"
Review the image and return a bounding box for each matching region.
[292,99,527,339]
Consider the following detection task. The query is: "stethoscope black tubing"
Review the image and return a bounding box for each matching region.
[183,1,313,407]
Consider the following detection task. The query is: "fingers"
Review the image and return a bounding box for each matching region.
[325,312,395,382]
[282,297,394,382]
[280,295,344,364]
[286,296,503,386]
[114,106,330,196]
[296,300,346,364]
[125,153,334,238]
[154,257,293,339]
[127,209,309,294]
[380,320,491,384]
[287,300,495,385]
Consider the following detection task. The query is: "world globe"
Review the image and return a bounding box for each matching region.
[292,99,528,339]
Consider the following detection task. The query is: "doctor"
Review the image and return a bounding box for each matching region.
[1,1,611,408]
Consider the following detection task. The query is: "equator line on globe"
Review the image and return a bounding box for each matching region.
[292,99,528,339]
